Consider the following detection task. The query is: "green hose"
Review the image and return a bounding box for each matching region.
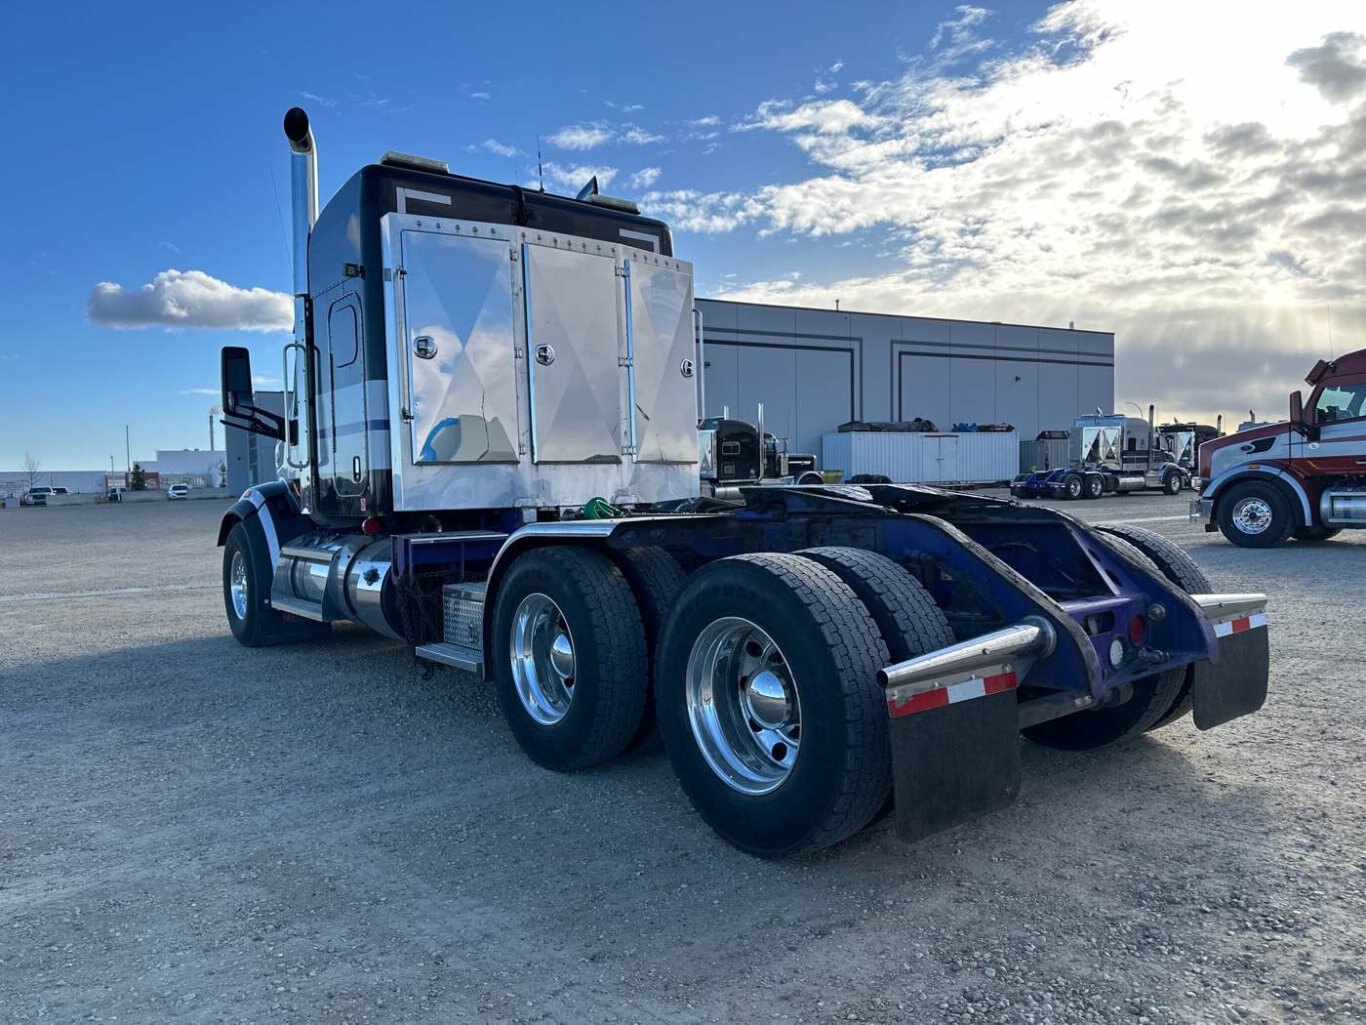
[582,496,622,519]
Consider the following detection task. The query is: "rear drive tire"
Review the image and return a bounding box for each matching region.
[1292,525,1341,542]
[617,547,688,752]
[795,547,955,664]
[656,553,891,857]
[1216,481,1293,548]
[492,547,648,771]
[1094,524,1212,732]
[794,546,955,828]
[1063,474,1084,500]
[222,521,328,647]
[1082,474,1104,500]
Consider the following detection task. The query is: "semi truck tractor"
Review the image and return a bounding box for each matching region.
[1193,349,1366,547]
[698,407,823,498]
[218,108,1269,857]
[1011,408,1191,500]
[1158,419,1222,473]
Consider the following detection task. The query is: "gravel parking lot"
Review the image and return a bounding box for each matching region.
[2,495,1363,1024]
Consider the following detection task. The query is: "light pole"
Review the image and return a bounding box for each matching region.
[125,425,130,472]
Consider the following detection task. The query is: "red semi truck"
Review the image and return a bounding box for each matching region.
[1193,348,1366,546]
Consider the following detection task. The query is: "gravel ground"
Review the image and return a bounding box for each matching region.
[1,495,1363,1024]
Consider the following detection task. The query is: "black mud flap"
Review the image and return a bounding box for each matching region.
[889,688,1021,844]
[1192,620,1269,730]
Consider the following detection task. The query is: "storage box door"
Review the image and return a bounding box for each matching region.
[400,230,520,464]
[627,259,698,463]
[522,244,623,464]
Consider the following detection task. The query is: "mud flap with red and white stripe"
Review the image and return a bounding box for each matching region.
[1191,597,1269,730]
[885,665,1023,843]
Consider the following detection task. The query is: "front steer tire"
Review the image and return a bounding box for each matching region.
[656,553,892,858]
[222,521,328,647]
[491,547,648,771]
[1216,480,1294,548]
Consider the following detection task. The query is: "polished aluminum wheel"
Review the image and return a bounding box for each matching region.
[685,617,801,795]
[1231,496,1273,535]
[510,593,576,725]
[229,550,249,620]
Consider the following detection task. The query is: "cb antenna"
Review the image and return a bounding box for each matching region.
[1327,302,1335,359]
[536,137,545,192]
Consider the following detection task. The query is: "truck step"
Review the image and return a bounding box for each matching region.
[269,595,327,621]
[414,642,483,674]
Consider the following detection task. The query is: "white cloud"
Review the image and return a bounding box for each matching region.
[483,138,519,158]
[814,59,845,94]
[89,270,291,332]
[542,163,618,194]
[748,98,886,135]
[547,122,663,150]
[640,189,764,234]
[928,5,994,63]
[179,388,221,396]
[547,124,614,150]
[679,1,1366,422]
[300,90,338,109]
[469,91,491,101]
[621,126,663,145]
[629,167,662,189]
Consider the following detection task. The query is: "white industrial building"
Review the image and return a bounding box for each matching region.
[695,298,1114,457]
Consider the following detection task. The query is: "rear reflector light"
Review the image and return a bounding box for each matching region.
[1129,615,1145,644]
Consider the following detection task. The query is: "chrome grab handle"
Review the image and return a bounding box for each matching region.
[282,341,308,469]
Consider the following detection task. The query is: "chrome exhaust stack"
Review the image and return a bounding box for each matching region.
[279,108,319,480]
[282,107,318,300]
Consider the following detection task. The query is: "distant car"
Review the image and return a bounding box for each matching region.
[21,487,55,506]
[107,487,125,502]
[51,487,70,496]
[167,484,190,500]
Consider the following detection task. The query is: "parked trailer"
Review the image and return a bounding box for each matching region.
[218,109,1270,857]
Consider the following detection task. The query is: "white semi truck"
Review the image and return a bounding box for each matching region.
[217,109,1270,857]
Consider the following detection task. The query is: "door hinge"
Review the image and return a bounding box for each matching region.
[615,265,631,278]
[618,356,634,368]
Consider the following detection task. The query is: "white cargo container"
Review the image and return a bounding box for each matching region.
[822,430,1018,485]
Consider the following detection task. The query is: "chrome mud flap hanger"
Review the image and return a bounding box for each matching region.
[878,618,1056,844]
[1189,593,1269,730]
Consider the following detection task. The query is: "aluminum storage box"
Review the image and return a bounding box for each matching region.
[822,430,1018,485]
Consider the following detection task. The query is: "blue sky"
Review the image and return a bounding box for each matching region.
[2,1,1363,468]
